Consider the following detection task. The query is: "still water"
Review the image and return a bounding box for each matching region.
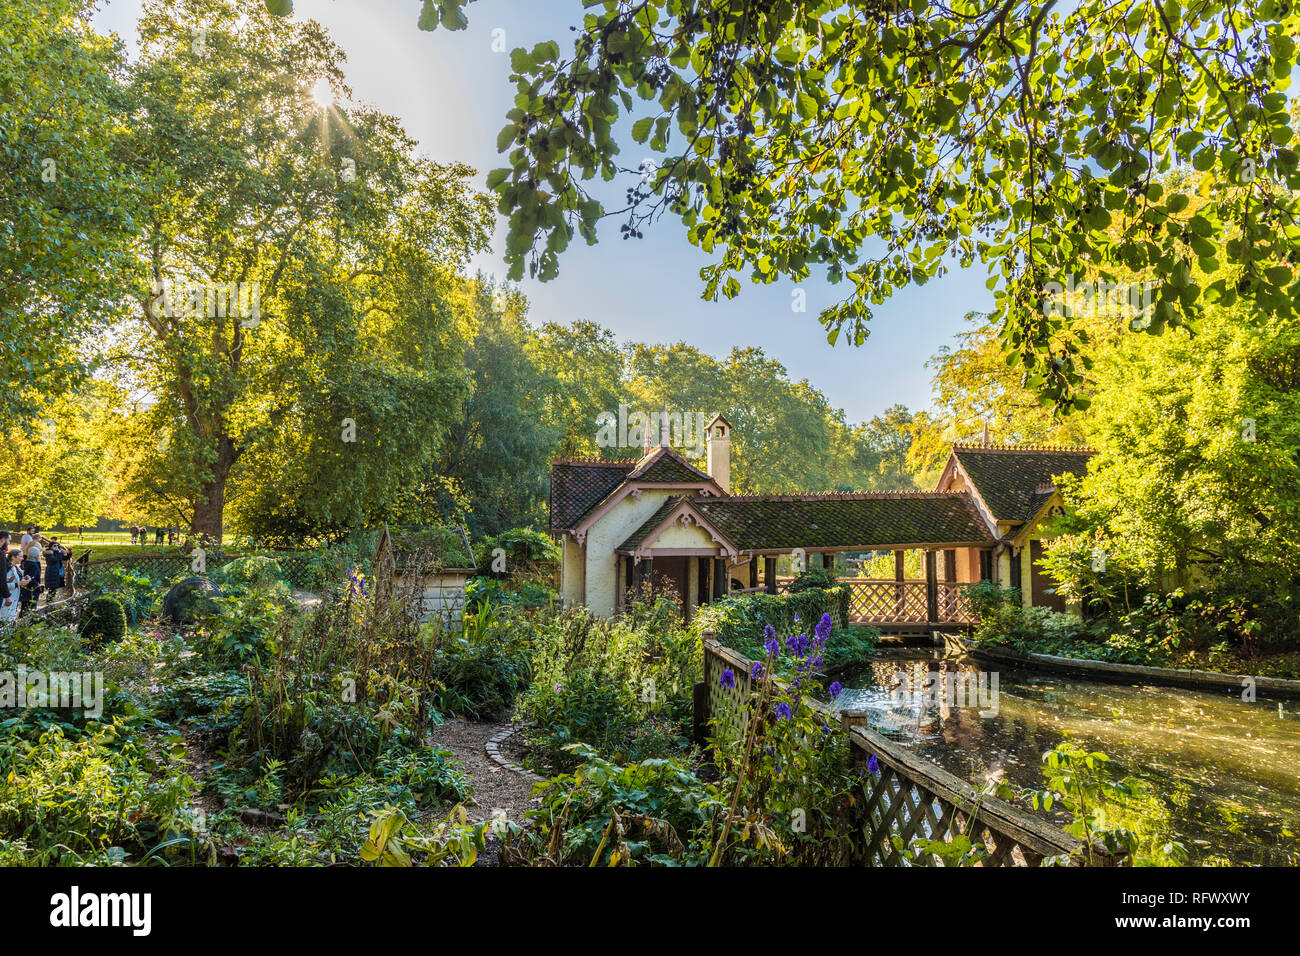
[829,649,1300,866]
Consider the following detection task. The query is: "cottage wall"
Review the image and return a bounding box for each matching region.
[561,534,584,605]
[650,520,718,549]
[583,490,677,616]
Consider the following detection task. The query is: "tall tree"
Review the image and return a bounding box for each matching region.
[531,320,625,459]
[115,0,491,538]
[0,0,134,425]
[1043,305,1300,597]
[1,382,121,526]
[432,282,559,535]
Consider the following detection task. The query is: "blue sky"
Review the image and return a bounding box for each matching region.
[91,0,993,424]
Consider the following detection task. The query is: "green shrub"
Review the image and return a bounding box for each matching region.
[375,747,471,808]
[425,600,531,719]
[789,566,837,592]
[822,625,880,672]
[194,592,287,667]
[504,744,717,866]
[0,723,193,865]
[474,527,560,575]
[95,566,163,624]
[213,555,289,592]
[516,596,700,771]
[463,574,556,613]
[694,586,854,660]
[79,596,127,647]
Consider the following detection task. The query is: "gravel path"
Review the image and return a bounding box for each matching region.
[429,719,542,826]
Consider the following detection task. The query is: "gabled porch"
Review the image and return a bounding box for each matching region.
[613,492,997,633]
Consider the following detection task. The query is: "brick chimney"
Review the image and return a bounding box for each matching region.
[706,413,732,493]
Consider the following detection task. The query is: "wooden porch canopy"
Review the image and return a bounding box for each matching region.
[616,491,996,630]
[688,492,995,553]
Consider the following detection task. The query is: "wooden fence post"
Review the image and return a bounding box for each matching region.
[925,550,938,624]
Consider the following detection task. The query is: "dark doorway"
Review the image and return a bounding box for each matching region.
[652,555,691,622]
[1030,539,1067,612]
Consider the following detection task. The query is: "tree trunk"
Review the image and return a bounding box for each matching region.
[191,436,236,542]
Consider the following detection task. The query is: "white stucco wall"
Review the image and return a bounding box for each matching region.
[561,534,584,606]
[583,490,677,617]
[651,520,718,549]
[1020,539,1035,608]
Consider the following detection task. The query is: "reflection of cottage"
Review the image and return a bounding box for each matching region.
[550,416,1090,632]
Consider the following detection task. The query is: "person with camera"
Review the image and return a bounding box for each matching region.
[43,536,71,604]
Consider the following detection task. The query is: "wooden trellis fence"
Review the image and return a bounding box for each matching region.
[842,579,973,626]
[698,636,1117,866]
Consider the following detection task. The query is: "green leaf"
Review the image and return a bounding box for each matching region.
[418,1,438,31]
[630,117,654,144]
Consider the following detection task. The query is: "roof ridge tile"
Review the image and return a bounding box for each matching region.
[953,442,1095,454]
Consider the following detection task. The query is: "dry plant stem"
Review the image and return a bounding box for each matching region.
[589,811,618,866]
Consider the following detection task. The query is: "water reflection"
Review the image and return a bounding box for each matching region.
[829,649,1300,866]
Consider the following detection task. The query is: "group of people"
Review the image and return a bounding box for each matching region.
[1,525,72,623]
[130,524,179,546]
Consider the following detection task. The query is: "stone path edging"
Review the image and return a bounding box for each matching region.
[484,723,546,783]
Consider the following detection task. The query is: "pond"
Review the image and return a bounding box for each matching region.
[829,648,1300,866]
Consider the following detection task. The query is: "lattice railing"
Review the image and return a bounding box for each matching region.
[938,583,974,624]
[843,579,975,625]
[843,722,1108,865]
[845,579,929,623]
[698,638,1115,866]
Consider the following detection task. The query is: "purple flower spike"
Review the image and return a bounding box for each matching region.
[750,662,764,680]
[867,753,880,775]
[719,668,736,689]
[829,681,843,700]
[774,702,792,720]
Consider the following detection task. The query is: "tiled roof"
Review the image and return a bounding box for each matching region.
[627,447,714,483]
[951,445,1093,524]
[691,492,994,551]
[616,496,684,552]
[549,447,719,532]
[549,458,637,532]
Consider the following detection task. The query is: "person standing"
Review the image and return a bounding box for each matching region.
[43,538,70,604]
[0,536,11,621]
[1,550,21,624]
[129,524,138,545]
[19,533,42,616]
